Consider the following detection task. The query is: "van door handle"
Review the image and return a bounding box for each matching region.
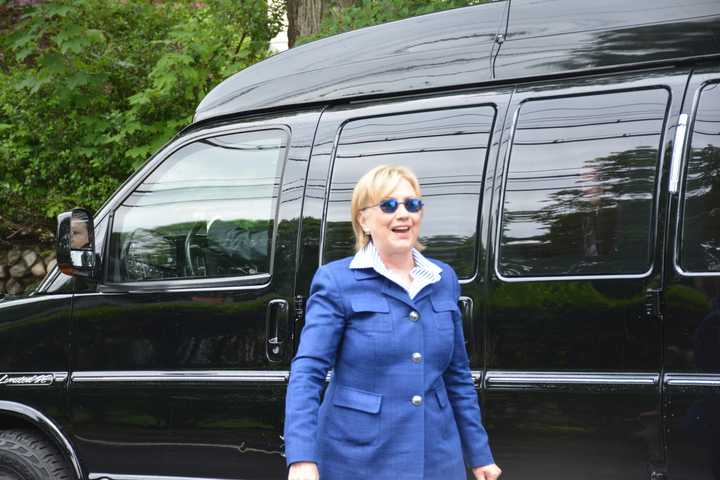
[266,299,289,363]
[458,296,474,356]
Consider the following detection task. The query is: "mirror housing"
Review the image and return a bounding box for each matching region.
[56,208,96,278]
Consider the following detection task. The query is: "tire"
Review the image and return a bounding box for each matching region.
[0,430,72,480]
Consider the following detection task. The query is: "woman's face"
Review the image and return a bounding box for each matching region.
[70,218,90,250]
[359,178,422,258]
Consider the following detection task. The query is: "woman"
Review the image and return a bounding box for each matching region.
[284,165,501,480]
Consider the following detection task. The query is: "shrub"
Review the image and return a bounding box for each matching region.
[0,0,283,245]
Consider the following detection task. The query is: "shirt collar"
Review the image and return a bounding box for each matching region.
[349,241,442,279]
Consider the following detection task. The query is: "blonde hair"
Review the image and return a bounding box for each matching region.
[350,164,424,252]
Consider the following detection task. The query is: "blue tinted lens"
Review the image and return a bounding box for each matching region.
[379,198,398,213]
[405,198,423,212]
[377,198,423,213]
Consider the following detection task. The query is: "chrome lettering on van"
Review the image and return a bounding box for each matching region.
[0,373,54,386]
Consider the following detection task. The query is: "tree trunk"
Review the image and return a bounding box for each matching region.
[286,0,323,48]
[286,0,357,48]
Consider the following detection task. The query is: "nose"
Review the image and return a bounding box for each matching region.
[395,203,410,218]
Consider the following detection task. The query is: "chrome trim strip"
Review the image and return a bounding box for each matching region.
[103,273,270,291]
[495,269,654,283]
[35,265,60,293]
[672,266,720,277]
[664,373,720,387]
[90,474,233,480]
[71,370,668,387]
[71,370,290,383]
[668,113,688,194]
[485,371,659,386]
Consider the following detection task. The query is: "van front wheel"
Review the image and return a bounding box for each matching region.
[0,430,72,480]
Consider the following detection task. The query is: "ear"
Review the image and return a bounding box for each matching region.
[358,210,369,232]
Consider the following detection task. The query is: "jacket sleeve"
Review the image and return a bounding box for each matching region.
[442,266,495,468]
[284,265,346,466]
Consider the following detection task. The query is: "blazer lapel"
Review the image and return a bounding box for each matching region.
[412,281,436,304]
[381,278,415,309]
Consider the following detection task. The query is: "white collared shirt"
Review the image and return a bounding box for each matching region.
[349,241,442,299]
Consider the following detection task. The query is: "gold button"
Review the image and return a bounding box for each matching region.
[411,352,422,363]
[411,395,423,406]
[409,311,419,321]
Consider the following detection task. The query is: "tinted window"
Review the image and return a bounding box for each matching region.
[108,130,287,282]
[323,106,495,278]
[680,82,720,272]
[499,88,668,277]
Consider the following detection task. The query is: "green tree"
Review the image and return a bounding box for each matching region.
[295,0,483,46]
[0,0,283,245]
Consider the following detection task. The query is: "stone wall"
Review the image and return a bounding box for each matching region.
[0,247,56,295]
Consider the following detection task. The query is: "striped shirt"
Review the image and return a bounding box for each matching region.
[349,241,442,299]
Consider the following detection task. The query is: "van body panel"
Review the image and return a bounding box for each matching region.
[482,67,690,478]
[0,296,75,472]
[0,295,71,373]
[67,110,320,477]
[300,88,512,478]
[664,62,720,480]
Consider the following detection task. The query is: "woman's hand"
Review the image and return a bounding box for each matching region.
[472,463,502,480]
[288,461,319,480]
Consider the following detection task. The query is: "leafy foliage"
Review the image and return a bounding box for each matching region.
[0,0,283,245]
[296,0,484,45]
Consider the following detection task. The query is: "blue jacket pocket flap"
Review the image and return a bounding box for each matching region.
[434,386,449,408]
[431,297,459,313]
[333,385,382,414]
[351,296,390,313]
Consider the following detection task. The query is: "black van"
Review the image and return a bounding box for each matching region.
[1,0,720,478]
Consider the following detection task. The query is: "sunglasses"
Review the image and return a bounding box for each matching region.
[363,197,424,214]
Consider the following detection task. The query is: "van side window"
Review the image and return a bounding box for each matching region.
[679,82,720,273]
[499,88,669,277]
[323,106,496,279]
[107,130,287,283]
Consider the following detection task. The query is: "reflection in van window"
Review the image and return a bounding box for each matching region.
[323,106,496,278]
[499,88,669,277]
[108,130,287,282]
[680,82,720,273]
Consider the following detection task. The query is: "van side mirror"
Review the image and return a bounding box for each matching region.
[56,208,96,278]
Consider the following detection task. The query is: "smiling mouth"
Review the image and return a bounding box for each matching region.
[392,226,411,233]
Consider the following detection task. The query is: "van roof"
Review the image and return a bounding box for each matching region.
[193,0,720,123]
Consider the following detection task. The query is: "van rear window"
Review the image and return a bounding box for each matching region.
[322,106,496,279]
[499,88,669,277]
[679,82,720,273]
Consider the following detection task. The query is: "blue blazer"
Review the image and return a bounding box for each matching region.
[284,257,494,479]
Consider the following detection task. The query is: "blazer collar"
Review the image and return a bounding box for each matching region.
[353,268,381,281]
